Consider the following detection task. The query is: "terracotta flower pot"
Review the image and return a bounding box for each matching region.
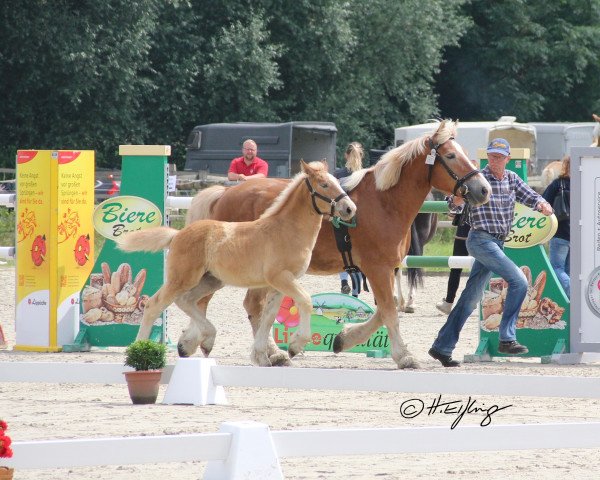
[124,370,163,404]
[0,467,14,480]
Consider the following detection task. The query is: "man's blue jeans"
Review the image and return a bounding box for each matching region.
[432,230,528,356]
[549,237,570,298]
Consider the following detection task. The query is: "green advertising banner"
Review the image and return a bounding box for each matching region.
[272,293,390,356]
[64,146,170,351]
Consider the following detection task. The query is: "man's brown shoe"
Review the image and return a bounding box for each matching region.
[498,340,529,355]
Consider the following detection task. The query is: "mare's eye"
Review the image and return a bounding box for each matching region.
[447,153,456,160]
[320,183,329,188]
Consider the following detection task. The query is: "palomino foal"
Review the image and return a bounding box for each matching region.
[119,161,356,366]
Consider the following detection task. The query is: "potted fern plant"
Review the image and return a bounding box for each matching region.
[124,339,167,404]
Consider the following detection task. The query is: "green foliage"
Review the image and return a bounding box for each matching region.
[0,208,15,248]
[439,0,600,121]
[0,0,598,169]
[422,221,456,271]
[124,339,167,371]
[202,12,283,121]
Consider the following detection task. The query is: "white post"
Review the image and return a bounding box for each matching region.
[204,421,283,480]
[162,357,227,406]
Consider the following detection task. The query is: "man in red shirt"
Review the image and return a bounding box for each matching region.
[227,139,269,181]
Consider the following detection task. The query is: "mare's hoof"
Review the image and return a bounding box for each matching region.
[332,334,343,354]
[404,306,415,314]
[177,344,190,358]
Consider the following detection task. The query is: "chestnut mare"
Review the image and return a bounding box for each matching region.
[541,113,600,187]
[120,161,356,366]
[187,120,491,369]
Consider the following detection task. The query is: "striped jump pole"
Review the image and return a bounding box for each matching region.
[165,199,452,214]
[401,255,474,269]
[417,201,449,213]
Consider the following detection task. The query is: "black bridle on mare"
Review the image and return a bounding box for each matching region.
[304,177,349,216]
[426,137,480,198]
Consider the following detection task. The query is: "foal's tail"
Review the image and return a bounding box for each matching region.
[185,185,227,225]
[119,227,178,253]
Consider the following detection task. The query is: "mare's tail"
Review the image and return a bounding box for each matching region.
[185,185,227,225]
[119,227,178,253]
[407,221,424,290]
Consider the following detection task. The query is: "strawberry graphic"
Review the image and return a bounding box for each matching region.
[31,234,46,266]
[74,234,91,266]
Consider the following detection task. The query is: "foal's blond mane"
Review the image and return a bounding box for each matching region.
[343,120,457,192]
[260,162,327,219]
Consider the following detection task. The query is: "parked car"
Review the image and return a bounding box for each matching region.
[0,174,120,203]
[0,180,15,194]
[95,172,120,201]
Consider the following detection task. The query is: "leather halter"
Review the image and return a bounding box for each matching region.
[427,137,480,197]
[304,177,349,217]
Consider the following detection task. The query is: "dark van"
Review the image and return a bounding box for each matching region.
[184,122,337,178]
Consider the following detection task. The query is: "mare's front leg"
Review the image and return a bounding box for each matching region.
[395,267,407,312]
[250,288,285,366]
[334,265,419,369]
[243,288,289,365]
[405,271,417,313]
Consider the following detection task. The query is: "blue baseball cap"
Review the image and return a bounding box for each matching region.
[487,138,510,156]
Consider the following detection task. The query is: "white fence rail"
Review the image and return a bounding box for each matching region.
[3,422,600,474]
[2,360,600,478]
[1,361,600,399]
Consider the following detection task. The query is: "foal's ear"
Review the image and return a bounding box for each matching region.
[300,159,309,172]
[320,158,328,171]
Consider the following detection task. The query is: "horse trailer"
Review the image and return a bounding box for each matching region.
[394,116,537,173]
[184,122,337,178]
[530,122,597,172]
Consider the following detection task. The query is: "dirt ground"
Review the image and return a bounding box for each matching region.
[1,266,600,480]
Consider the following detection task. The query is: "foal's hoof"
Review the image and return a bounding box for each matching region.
[398,356,420,369]
[404,306,415,314]
[200,345,212,357]
[270,351,292,367]
[251,351,272,367]
[287,347,300,359]
[332,333,344,354]
[177,343,190,358]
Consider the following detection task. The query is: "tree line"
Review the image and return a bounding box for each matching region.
[1,0,599,169]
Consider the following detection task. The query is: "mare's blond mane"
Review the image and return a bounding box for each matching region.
[344,120,457,192]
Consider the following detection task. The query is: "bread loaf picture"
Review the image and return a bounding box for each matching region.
[80,262,147,325]
[480,266,566,331]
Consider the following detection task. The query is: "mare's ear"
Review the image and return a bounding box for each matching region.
[593,113,600,122]
[320,159,328,171]
[300,159,309,173]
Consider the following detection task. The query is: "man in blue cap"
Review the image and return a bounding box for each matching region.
[429,138,553,367]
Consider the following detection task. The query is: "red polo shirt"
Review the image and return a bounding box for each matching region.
[228,156,269,176]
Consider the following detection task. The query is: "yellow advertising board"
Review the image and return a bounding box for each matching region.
[15,150,95,351]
